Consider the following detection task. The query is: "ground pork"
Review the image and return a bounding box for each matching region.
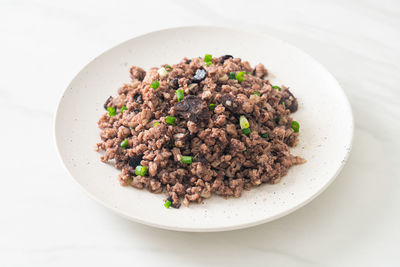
[96,55,305,208]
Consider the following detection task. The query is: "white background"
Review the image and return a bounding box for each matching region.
[1,0,399,266]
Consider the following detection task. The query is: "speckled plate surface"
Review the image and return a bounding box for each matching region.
[54,26,353,232]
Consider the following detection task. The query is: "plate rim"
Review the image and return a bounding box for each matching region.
[54,25,354,232]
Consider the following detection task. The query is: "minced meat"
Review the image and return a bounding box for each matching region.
[96,55,305,208]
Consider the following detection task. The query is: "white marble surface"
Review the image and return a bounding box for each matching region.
[0,0,399,266]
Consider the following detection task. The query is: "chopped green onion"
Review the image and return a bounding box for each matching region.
[275,117,280,124]
[239,115,250,129]
[181,156,193,164]
[282,101,285,107]
[166,116,176,125]
[242,128,251,136]
[272,85,281,91]
[120,105,127,113]
[164,199,172,208]
[291,121,300,133]
[204,54,212,66]
[164,65,173,72]
[150,80,160,89]
[120,138,129,148]
[261,133,269,138]
[176,89,184,102]
[209,103,216,111]
[153,122,160,127]
[236,71,245,82]
[107,106,116,116]
[229,72,236,79]
[157,67,168,77]
[252,91,260,96]
[135,165,148,176]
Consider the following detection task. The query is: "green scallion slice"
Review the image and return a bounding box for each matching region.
[176,89,184,102]
[272,85,281,91]
[291,121,300,133]
[107,106,116,116]
[120,105,127,113]
[236,71,245,82]
[164,65,173,72]
[164,199,172,208]
[135,165,148,176]
[239,115,250,129]
[242,128,251,136]
[181,156,193,164]
[120,138,129,148]
[150,80,160,89]
[166,116,176,125]
[209,103,216,111]
[252,91,260,96]
[204,54,212,66]
[153,122,160,127]
[261,133,269,138]
[229,72,236,79]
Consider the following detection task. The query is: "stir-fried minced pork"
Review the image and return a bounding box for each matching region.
[96,55,305,208]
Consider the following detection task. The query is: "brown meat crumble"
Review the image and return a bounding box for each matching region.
[96,55,305,208]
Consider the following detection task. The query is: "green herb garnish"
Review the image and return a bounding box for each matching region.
[166,116,176,125]
[107,106,116,116]
[181,156,193,164]
[261,133,269,139]
[242,128,251,136]
[176,89,184,102]
[150,80,160,89]
[236,71,245,82]
[120,138,129,148]
[164,199,171,208]
[135,165,148,176]
[291,121,300,133]
[239,115,250,129]
[164,65,173,72]
[204,54,213,66]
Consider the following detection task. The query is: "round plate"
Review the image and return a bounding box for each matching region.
[55,26,353,232]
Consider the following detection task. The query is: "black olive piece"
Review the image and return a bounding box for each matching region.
[219,55,233,63]
[279,89,298,113]
[133,93,142,103]
[175,95,210,122]
[128,155,143,168]
[166,195,173,202]
[169,78,179,89]
[192,68,207,83]
[103,96,112,110]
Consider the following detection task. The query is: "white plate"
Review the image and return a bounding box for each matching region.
[55,26,353,232]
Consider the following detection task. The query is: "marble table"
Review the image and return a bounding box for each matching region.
[0,0,399,266]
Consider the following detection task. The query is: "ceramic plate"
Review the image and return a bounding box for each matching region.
[55,26,353,232]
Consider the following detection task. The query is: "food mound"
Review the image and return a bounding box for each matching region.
[96,54,305,208]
